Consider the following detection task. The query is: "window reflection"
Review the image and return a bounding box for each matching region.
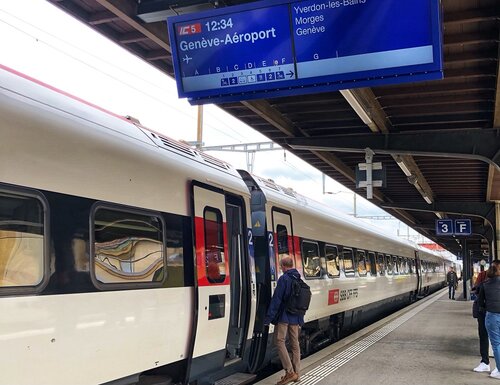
[94,208,164,284]
[0,192,44,287]
[325,245,340,277]
[204,208,225,283]
[356,250,367,276]
[343,248,355,276]
[302,241,321,278]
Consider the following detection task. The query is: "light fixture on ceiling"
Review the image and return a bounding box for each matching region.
[137,0,216,22]
[394,155,412,177]
[340,89,374,126]
[415,181,433,204]
[394,156,433,204]
[422,194,433,205]
[339,91,435,206]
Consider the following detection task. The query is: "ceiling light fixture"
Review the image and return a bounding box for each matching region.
[339,91,435,207]
[394,155,412,177]
[137,0,215,22]
[340,89,374,126]
[423,195,433,204]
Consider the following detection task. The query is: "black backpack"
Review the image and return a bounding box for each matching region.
[285,276,311,316]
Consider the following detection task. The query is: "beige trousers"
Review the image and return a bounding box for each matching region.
[274,323,301,375]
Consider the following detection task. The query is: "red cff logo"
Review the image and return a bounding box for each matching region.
[328,289,339,305]
[178,23,201,36]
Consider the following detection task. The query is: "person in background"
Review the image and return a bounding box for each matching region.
[473,265,490,372]
[264,256,303,385]
[478,260,500,379]
[446,266,458,300]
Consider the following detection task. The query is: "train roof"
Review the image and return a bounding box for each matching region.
[0,64,249,207]
[250,173,446,261]
[1,64,242,178]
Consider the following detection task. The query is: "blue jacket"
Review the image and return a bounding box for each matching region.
[264,268,305,326]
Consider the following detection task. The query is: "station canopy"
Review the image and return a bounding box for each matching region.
[47,0,500,258]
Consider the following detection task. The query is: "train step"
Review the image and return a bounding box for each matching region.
[214,373,256,385]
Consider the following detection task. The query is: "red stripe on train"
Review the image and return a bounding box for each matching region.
[194,216,230,287]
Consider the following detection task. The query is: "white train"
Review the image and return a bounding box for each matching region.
[0,64,450,385]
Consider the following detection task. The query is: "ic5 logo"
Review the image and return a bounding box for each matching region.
[177,23,201,35]
[328,289,340,305]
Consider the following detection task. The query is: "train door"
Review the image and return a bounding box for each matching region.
[189,184,250,382]
[272,209,295,281]
[225,195,250,363]
[415,250,422,296]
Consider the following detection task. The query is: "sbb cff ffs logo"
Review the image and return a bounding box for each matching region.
[178,23,201,36]
[328,289,339,305]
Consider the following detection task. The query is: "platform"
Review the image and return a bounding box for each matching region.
[257,287,493,385]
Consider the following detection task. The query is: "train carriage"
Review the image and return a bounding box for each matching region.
[240,172,449,359]
[0,64,450,385]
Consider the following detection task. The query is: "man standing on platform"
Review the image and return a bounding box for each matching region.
[447,266,458,300]
[264,256,303,385]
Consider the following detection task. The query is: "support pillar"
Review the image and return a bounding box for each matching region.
[196,105,203,150]
[462,239,469,300]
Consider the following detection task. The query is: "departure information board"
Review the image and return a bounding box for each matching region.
[167,0,443,104]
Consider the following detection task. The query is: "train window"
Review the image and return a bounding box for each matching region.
[393,256,399,275]
[325,245,340,277]
[93,207,165,284]
[0,190,45,288]
[204,208,226,284]
[404,258,410,274]
[368,252,376,275]
[356,250,367,276]
[377,253,385,276]
[408,258,413,274]
[342,248,355,277]
[302,241,321,278]
[158,213,188,287]
[276,224,290,267]
[386,255,393,275]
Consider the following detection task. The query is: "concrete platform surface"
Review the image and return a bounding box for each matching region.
[257,288,495,385]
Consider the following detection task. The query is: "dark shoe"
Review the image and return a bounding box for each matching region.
[277,371,299,385]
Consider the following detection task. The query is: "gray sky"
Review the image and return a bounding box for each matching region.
[0,0,434,243]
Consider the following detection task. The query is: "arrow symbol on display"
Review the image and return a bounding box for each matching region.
[287,70,294,78]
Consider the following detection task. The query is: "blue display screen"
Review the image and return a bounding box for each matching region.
[173,3,295,93]
[167,0,443,104]
[293,0,432,59]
